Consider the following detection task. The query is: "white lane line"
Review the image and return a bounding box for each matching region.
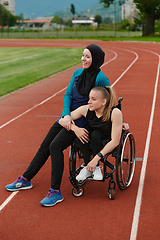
[0,48,137,211]
[112,49,138,87]
[0,192,18,211]
[102,50,118,66]
[0,53,45,64]
[130,50,160,240]
[0,87,67,130]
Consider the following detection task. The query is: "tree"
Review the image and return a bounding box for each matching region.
[95,15,102,26]
[100,0,124,8]
[52,15,60,24]
[70,4,75,19]
[133,0,160,36]
[0,4,16,27]
[103,17,112,24]
[121,19,130,29]
[99,0,160,36]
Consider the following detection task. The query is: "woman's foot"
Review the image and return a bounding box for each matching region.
[40,188,64,207]
[93,166,103,180]
[5,176,33,191]
[76,167,92,181]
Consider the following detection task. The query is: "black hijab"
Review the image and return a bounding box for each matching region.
[77,44,105,96]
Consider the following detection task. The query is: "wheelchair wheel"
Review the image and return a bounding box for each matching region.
[108,188,115,200]
[108,178,116,200]
[116,131,135,190]
[72,186,84,197]
[69,146,86,186]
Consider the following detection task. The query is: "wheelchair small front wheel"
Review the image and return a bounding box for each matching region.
[108,188,115,200]
[72,186,84,197]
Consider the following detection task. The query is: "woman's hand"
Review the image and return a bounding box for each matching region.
[73,126,89,144]
[62,115,73,131]
[122,122,129,130]
[86,156,99,172]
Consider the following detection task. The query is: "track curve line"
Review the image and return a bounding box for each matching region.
[102,49,117,66]
[111,48,138,87]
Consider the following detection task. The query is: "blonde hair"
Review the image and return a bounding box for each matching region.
[92,86,117,122]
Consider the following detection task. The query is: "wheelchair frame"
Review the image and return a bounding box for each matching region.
[68,98,135,200]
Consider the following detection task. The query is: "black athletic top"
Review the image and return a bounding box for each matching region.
[85,108,115,139]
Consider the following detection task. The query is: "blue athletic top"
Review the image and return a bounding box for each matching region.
[58,68,110,127]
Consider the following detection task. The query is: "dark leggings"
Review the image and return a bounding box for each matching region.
[23,122,76,190]
[76,128,109,165]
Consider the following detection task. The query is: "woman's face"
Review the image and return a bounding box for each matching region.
[88,90,106,112]
[81,49,92,69]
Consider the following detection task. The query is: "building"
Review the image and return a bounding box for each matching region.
[122,0,139,23]
[0,0,15,15]
[72,16,97,27]
[22,18,52,27]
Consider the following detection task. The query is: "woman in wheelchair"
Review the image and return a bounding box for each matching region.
[59,86,122,182]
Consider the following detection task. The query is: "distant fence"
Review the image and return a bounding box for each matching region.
[0,29,142,39]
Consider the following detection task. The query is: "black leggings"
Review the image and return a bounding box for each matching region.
[76,128,109,165]
[23,122,76,190]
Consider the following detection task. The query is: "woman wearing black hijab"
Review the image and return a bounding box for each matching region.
[5,44,110,207]
[62,44,110,130]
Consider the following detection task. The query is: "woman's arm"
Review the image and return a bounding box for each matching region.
[71,105,88,120]
[62,69,84,130]
[59,105,88,125]
[59,105,89,143]
[61,71,75,130]
[62,71,75,117]
[86,108,122,172]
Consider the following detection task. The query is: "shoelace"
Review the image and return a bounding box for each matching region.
[14,176,28,184]
[95,166,103,171]
[14,176,22,184]
[46,190,58,199]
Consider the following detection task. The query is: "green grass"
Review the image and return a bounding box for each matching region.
[65,34,160,42]
[1,32,160,97]
[0,30,142,39]
[0,48,83,97]
[100,35,160,42]
[1,30,160,42]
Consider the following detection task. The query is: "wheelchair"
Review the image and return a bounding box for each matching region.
[68,98,135,200]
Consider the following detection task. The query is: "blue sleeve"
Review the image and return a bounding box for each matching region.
[94,71,110,87]
[62,71,75,117]
[62,69,84,116]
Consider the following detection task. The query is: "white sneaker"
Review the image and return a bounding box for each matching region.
[76,167,92,181]
[93,166,103,180]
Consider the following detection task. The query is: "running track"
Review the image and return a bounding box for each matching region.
[0,39,160,240]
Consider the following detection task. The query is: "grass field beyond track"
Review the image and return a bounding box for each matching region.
[0,48,83,97]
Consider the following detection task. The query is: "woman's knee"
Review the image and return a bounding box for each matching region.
[49,138,69,153]
[49,139,60,153]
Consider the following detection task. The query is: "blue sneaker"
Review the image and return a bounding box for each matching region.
[5,176,33,191]
[40,188,64,207]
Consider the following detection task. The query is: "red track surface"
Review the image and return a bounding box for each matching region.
[0,39,160,240]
